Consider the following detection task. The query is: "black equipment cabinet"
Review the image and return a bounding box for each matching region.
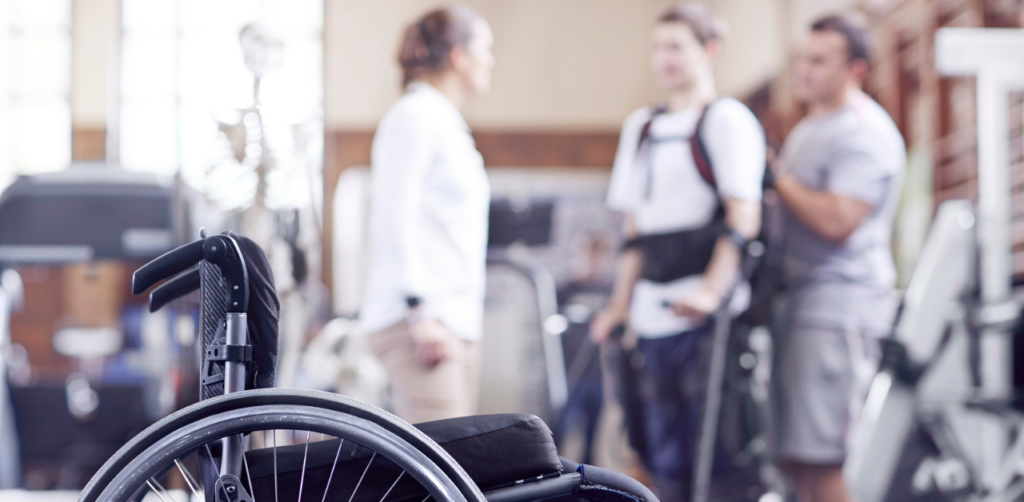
[0,167,187,489]
[0,168,182,264]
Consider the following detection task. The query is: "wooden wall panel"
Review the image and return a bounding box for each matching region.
[72,128,105,161]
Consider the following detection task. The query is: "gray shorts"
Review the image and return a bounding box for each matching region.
[775,320,882,465]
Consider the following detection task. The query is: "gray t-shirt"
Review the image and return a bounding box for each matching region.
[778,93,905,332]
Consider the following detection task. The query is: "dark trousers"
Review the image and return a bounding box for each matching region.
[636,325,731,502]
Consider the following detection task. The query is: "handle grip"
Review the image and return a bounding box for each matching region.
[148,266,200,312]
[132,239,205,295]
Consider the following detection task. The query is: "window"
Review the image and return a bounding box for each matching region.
[119,0,323,210]
[0,0,72,191]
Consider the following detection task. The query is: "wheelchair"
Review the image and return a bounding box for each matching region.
[79,231,659,502]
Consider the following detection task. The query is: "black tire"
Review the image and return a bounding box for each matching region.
[79,388,485,502]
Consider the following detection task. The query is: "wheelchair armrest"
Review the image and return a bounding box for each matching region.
[483,464,659,502]
[484,473,581,502]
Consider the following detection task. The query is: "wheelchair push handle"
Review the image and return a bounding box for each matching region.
[132,238,204,296]
[147,266,199,313]
[131,233,250,313]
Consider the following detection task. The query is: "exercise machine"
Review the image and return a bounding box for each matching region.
[844,27,1024,501]
[0,166,190,488]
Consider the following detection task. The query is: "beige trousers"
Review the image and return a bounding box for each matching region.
[368,320,482,424]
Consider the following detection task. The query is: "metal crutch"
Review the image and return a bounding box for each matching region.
[691,240,764,502]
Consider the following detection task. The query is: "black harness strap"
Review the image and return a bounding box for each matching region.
[635,101,720,193]
[690,104,717,191]
[629,100,757,283]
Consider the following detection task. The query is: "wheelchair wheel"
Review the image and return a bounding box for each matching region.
[80,389,485,502]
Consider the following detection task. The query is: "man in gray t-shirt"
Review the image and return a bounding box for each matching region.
[779,95,904,332]
[769,14,905,502]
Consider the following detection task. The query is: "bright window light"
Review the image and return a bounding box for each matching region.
[0,0,72,192]
[119,0,324,211]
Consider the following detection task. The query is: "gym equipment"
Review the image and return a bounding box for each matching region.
[844,27,1024,501]
[80,231,660,502]
[843,200,1023,500]
[486,199,569,419]
[0,166,190,488]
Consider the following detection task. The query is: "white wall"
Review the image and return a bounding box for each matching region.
[70,0,862,131]
[71,0,118,128]
[325,0,799,130]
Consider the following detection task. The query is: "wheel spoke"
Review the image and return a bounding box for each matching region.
[379,471,405,502]
[297,431,311,502]
[242,446,255,502]
[83,403,458,502]
[174,458,204,502]
[203,444,218,488]
[320,439,345,502]
[347,452,376,502]
[146,477,174,502]
[267,430,279,502]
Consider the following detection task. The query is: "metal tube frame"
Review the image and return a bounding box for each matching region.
[487,253,569,416]
[220,312,248,477]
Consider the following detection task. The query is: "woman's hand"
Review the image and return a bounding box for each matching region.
[409,319,454,368]
[590,305,628,344]
[670,287,722,323]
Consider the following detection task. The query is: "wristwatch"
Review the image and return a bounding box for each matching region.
[405,295,424,324]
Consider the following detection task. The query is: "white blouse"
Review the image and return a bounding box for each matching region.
[360,82,491,341]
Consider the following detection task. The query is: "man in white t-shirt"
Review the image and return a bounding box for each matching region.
[590,4,765,500]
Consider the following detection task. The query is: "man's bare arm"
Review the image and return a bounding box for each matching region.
[774,173,871,243]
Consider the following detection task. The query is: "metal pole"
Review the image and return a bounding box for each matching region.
[973,68,1015,489]
[975,69,1013,397]
[691,307,732,502]
[220,312,248,476]
[0,287,19,489]
[489,254,569,414]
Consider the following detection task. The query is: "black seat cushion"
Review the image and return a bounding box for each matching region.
[242,413,563,501]
[415,413,563,488]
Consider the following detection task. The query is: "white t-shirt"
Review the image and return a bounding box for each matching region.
[607,98,766,337]
[360,82,491,341]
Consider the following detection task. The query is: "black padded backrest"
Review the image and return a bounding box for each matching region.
[227,232,279,391]
[199,232,279,401]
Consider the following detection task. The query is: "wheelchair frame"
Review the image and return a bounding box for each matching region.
[80,232,659,502]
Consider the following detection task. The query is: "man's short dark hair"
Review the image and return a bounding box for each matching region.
[811,14,871,64]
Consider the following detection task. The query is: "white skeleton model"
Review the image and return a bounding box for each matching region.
[210,21,322,389]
